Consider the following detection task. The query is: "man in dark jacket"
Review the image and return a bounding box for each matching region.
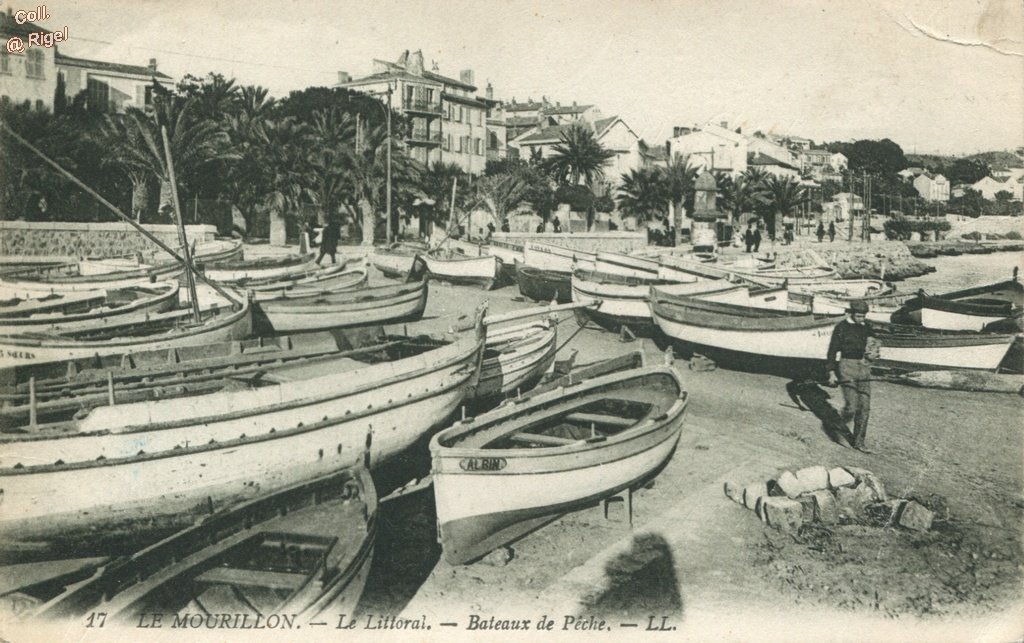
[316,219,341,265]
[826,299,875,452]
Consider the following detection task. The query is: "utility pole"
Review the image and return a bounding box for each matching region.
[385,83,393,244]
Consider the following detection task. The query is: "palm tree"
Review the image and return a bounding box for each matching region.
[123,96,238,217]
[98,114,152,220]
[763,175,808,241]
[420,161,467,231]
[472,173,530,228]
[662,155,699,246]
[236,85,276,120]
[716,172,767,227]
[616,167,666,224]
[308,108,355,224]
[542,124,615,187]
[338,123,419,242]
[253,118,318,235]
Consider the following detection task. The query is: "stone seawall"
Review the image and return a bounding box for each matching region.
[0,221,218,259]
[907,240,1024,259]
[773,241,934,281]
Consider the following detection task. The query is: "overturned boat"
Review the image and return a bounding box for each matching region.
[431,366,687,564]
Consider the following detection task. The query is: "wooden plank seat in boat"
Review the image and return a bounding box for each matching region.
[195,566,309,591]
[507,432,578,446]
[562,411,634,428]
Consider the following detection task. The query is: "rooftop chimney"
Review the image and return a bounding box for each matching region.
[486,82,493,100]
[148,58,158,72]
[460,69,475,86]
[337,71,351,84]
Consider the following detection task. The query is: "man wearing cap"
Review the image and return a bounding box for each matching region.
[826,299,875,452]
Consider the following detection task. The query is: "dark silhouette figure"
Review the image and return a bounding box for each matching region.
[316,219,341,265]
[752,226,762,252]
[552,216,562,233]
[744,226,754,252]
[817,222,825,242]
[828,221,836,242]
[501,218,510,233]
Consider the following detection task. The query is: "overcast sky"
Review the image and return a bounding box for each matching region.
[34,0,1024,155]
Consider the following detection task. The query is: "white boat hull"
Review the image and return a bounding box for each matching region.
[255,281,427,333]
[652,308,833,360]
[424,254,501,289]
[919,307,1005,332]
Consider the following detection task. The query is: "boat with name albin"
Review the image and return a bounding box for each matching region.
[0,310,486,559]
[431,365,687,565]
[649,282,1018,374]
[253,278,428,334]
[10,467,376,627]
[0,282,180,335]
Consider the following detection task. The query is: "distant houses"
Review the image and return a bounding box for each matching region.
[912,172,950,202]
[972,175,1023,201]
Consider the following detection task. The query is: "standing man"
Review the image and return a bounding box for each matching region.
[828,221,836,242]
[752,225,762,253]
[826,299,876,452]
[744,225,754,252]
[316,218,341,265]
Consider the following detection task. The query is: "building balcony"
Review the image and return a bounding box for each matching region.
[407,130,442,145]
[402,98,442,115]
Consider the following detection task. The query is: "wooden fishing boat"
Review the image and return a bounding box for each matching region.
[650,284,1018,373]
[894,279,1023,331]
[0,240,242,293]
[571,269,689,334]
[515,262,572,303]
[787,279,896,317]
[0,332,364,426]
[203,252,318,284]
[370,244,427,280]
[448,238,523,284]
[253,278,428,334]
[658,254,834,287]
[0,315,485,557]
[15,467,376,626]
[0,282,180,335]
[431,366,688,564]
[424,250,502,290]
[521,242,597,273]
[473,319,557,402]
[249,265,368,301]
[0,290,107,317]
[0,298,252,367]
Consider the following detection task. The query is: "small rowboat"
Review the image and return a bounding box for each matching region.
[593,252,661,279]
[370,244,428,280]
[424,251,502,290]
[571,269,697,334]
[515,262,572,304]
[19,467,376,626]
[203,253,318,284]
[473,319,557,403]
[248,266,368,301]
[895,279,1023,332]
[0,299,252,367]
[253,279,428,334]
[431,366,688,564]
[447,238,523,284]
[0,282,180,335]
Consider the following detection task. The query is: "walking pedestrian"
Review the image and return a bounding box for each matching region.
[744,225,754,253]
[752,226,762,253]
[828,221,836,242]
[816,222,825,243]
[315,218,341,265]
[826,299,876,452]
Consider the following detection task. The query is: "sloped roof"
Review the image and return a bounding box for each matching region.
[545,104,592,115]
[516,123,571,144]
[56,53,174,80]
[442,92,489,109]
[504,100,545,112]
[748,152,798,170]
[506,115,543,127]
[422,69,475,90]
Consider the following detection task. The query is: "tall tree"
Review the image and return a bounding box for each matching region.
[716,172,767,226]
[542,124,615,187]
[616,167,666,224]
[307,107,355,224]
[763,175,808,241]
[662,155,699,245]
[472,173,530,228]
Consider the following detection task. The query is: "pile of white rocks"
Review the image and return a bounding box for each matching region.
[725,466,935,534]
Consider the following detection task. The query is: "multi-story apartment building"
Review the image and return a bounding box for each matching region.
[337,50,499,174]
[501,97,599,142]
[913,172,950,202]
[668,122,749,175]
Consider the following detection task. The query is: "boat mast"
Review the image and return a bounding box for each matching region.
[0,120,242,307]
[161,125,201,322]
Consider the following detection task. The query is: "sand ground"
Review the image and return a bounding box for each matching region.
[356,265,1024,641]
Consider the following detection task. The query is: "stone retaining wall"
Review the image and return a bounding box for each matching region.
[0,221,218,259]
[492,231,646,254]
